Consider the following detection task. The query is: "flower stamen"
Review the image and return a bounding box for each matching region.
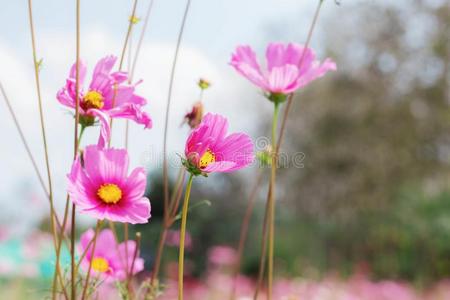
[199,149,215,169]
[91,257,109,273]
[82,91,104,109]
[97,183,122,204]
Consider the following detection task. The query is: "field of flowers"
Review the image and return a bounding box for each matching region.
[1,0,450,299]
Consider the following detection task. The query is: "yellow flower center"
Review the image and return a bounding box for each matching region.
[97,183,122,204]
[91,257,109,273]
[83,91,104,109]
[199,149,216,169]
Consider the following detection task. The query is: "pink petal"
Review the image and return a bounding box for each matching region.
[56,88,76,109]
[67,156,99,208]
[203,161,237,173]
[89,55,117,92]
[230,45,267,89]
[267,65,300,94]
[296,57,337,88]
[213,133,254,172]
[95,230,118,256]
[107,103,152,129]
[100,197,151,224]
[266,43,305,71]
[79,228,95,252]
[103,85,146,109]
[83,146,129,185]
[111,71,128,84]
[69,59,87,85]
[201,113,229,145]
[123,167,147,200]
[185,124,209,155]
[87,109,111,148]
[125,198,151,224]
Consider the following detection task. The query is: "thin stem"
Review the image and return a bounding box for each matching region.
[254,195,270,300]
[254,105,280,300]
[230,170,264,300]
[26,2,64,299]
[276,0,324,155]
[75,234,95,273]
[178,174,194,300]
[127,232,142,298]
[0,82,48,200]
[0,82,65,230]
[254,2,326,298]
[54,129,85,300]
[124,222,130,292]
[162,0,192,225]
[150,168,186,285]
[169,168,187,221]
[267,102,280,300]
[71,1,81,298]
[150,227,168,285]
[81,221,102,300]
[118,0,138,72]
[129,0,155,81]
[109,0,139,142]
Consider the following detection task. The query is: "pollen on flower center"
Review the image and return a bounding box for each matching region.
[91,257,109,273]
[82,91,104,109]
[97,183,122,204]
[199,149,216,169]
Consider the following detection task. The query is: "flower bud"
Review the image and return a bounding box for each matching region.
[183,101,204,129]
[198,78,211,90]
[256,145,273,167]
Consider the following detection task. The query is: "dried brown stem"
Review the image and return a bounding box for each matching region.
[230,170,264,300]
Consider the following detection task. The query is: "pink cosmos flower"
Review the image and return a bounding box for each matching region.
[79,228,144,281]
[184,113,254,173]
[230,42,336,95]
[57,55,152,128]
[208,246,237,266]
[166,229,193,250]
[68,145,151,224]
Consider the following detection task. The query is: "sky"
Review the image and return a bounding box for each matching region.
[0,0,339,235]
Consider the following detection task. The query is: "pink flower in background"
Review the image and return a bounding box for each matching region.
[68,145,151,224]
[57,55,152,128]
[208,245,237,266]
[79,229,144,281]
[230,42,336,96]
[166,229,193,250]
[185,113,254,173]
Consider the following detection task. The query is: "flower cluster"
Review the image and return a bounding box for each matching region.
[51,40,335,298]
[61,56,152,225]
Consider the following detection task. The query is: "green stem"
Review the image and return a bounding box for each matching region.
[267,101,280,300]
[54,124,85,300]
[178,174,194,300]
[81,220,102,300]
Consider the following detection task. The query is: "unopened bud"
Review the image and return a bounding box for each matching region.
[256,145,273,167]
[183,101,204,129]
[198,78,211,90]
